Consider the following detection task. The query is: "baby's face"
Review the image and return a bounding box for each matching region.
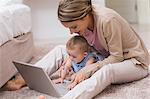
[67,48,87,63]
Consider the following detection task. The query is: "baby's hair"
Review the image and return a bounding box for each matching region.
[66,35,89,52]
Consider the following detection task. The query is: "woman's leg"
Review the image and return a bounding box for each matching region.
[34,45,68,76]
[5,45,67,90]
[62,59,148,99]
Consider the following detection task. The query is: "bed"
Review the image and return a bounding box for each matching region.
[0,4,34,88]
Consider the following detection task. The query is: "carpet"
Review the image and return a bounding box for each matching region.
[0,45,150,99]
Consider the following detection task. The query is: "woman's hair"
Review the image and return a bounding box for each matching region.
[58,0,92,22]
[66,36,89,52]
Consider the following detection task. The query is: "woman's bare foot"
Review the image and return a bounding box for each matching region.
[38,95,45,99]
[4,75,26,91]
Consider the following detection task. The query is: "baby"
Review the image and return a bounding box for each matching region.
[53,35,104,85]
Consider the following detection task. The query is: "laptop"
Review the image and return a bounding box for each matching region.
[12,61,69,97]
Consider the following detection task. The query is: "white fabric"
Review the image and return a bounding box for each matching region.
[0,7,13,45]
[6,4,32,37]
[62,61,148,99]
[34,45,148,99]
[35,45,68,77]
[0,0,23,6]
[0,4,31,46]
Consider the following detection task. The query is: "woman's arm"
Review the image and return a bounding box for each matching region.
[67,57,96,90]
[82,18,124,78]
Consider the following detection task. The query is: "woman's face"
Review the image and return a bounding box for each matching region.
[61,15,90,36]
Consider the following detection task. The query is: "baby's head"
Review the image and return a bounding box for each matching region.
[66,35,89,63]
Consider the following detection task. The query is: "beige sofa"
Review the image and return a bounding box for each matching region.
[0,32,34,88]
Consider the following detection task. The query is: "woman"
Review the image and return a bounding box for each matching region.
[56,0,149,90]
[8,0,149,98]
[55,0,149,98]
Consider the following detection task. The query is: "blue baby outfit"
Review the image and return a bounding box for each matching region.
[71,52,104,73]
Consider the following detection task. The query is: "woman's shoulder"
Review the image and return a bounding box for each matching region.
[92,6,119,23]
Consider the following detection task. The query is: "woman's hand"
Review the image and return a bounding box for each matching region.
[67,62,100,90]
[67,71,87,90]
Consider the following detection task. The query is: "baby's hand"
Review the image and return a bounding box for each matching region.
[52,78,64,84]
[52,66,68,84]
[60,66,69,79]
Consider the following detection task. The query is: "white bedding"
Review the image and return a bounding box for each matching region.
[0,4,31,46]
[0,0,23,6]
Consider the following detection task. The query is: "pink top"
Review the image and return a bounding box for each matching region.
[83,24,109,58]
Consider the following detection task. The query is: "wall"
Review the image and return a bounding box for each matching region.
[137,0,150,24]
[23,0,105,45]
[105,0,138,23]
[105,0,150,24]
[92,0,105,7]
[23,0,70,45]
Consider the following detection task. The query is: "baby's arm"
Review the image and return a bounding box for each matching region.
[64,57,72,70]
[61,58,72,80]
[85,57,95,65]
[67,57,95,89]
[53,57,72,83]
